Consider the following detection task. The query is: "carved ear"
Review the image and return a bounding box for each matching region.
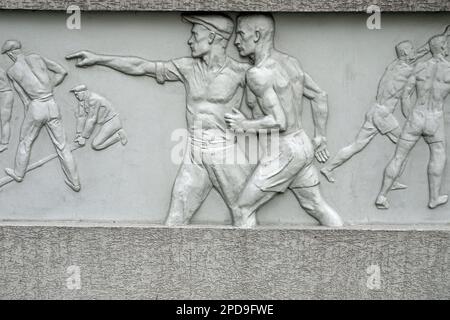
[254,30,261,43]
[208,33,216,44]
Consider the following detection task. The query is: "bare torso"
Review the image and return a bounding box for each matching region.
[7,54,54,100]
[413,57,450,113]
[246,51,304,135]
[181,57,248,136]
[376,59,414,112]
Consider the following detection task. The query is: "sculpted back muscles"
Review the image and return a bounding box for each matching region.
[376,35,450,210]
[319,35,441,185]
[2,40,80,191]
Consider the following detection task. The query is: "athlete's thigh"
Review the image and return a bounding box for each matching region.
[171,154,212,208]
[45,118,67,150]
[20,109,42,142]
[355,120,378,143]
[0,91,14,117]
[237,176,278,211]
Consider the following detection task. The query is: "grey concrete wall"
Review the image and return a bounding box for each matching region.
[0,223,449,299]
[0,12,449,226]
[0,0,449,12]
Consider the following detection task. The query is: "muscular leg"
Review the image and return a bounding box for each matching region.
[165,161,213,226]
[91,117,126,150]
[0,91,14,151]
[427,141,448,209]
[234,182,277,228]
[10,114,42,179]
[376,138,417,209]
[386,126,408,191]
[291,186,343,227]
[321,124,378,182]
[46,118,80,191]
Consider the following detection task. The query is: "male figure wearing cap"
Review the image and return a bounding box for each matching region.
[67,14,253,226]
[225,14,343,227]
[1,40,80,192]
[0,67,14,152]
[70,85,127,150]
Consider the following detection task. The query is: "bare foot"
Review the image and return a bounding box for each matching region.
[428,195,448,209]
[320,167,335,183]
[375,195,390,209]
[118,129,128,146]
[5,168,23,182]
[391,181,408,191]
[64,178,81,192]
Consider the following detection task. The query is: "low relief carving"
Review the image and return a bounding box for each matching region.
[70,85,127,151]
[1,13,449,226]
[66,13,343,227]
[0,66,14,153]
[376,33,450,210]
[1,40,81,192]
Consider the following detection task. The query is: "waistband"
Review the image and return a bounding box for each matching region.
[31,93,54,102]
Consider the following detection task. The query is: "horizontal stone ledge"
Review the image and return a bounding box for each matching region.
[0,0,449,12]
[0,223,449,299]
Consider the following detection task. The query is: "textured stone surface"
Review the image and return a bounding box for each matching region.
[0,0,449,12]
[0,223,449,299]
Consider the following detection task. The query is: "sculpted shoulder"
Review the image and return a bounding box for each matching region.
[227,57,251,73]
[246,65,274,92]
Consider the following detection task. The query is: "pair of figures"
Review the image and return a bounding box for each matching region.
[321,25,450,210]
[67,13,344,228]
[0,40,127,191]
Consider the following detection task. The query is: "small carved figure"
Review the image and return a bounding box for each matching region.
[0,67,14,152]
[376,34,450,209]
[224,14,343,227]
[70,85,127,150]
[1,40,80,192]
[66,14,253,226]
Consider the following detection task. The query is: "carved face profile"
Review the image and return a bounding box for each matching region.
[234,19,257,57]
[187,24,216,58]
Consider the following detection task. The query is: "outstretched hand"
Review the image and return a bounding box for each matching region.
[313,136,330,163]
[66,50,99,67]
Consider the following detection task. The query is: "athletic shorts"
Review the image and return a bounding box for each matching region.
[251,130,320,193]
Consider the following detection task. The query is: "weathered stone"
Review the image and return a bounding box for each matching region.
[0,223,449,299]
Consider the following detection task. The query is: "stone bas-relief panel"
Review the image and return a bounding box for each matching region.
[0,11,449,226]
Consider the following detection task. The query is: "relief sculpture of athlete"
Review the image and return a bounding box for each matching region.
[320,36,447,185]
[376,34,450,209]
[1,40,80,191]
[225,14,343,227]
[67,14,254,227]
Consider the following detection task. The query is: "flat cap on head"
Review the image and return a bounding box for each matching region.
[1,40,22,54]
[70,84,88,92]
[182,14,234,40]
